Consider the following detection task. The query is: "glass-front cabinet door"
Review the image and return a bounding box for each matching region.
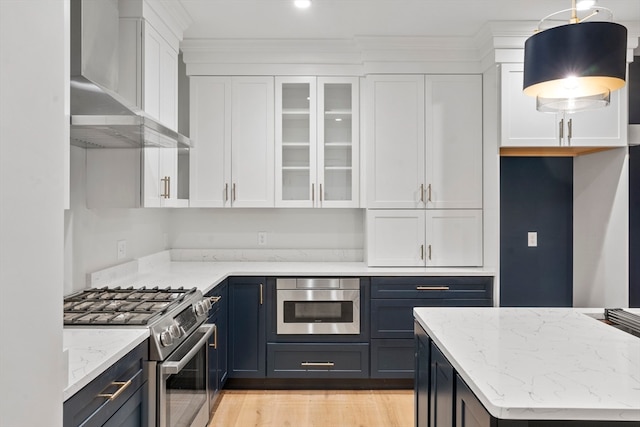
[275,77,317,207]
[318,77,359,208]
[275,76,359,208]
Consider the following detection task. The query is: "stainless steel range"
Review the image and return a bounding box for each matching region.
[64,286,217,427]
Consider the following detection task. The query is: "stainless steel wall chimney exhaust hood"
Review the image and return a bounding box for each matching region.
[70,0,190,149]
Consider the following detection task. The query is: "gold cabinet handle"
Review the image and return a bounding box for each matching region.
[209,324,218,349]
[567,118,572,145]
[224,183,228,202]
[97,379,132,401]
[416,286,450,291]
[420,244,424,260]
[232,183,236,202]
[167,176,171,199]
[428,244,432,260]
[209,296,221,305]
[311,183,315,202]
[259,283,263,305]
[420,184,424,203]
[320,183,323,202]
[161,177,169,198]
[301,362,334,367]
[427,184,432,202]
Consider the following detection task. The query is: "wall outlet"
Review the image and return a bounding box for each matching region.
[258,232,267,246]
[117,240,127,259]
[527,232,537,247]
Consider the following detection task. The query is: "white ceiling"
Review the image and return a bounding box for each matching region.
[177,0,640,40]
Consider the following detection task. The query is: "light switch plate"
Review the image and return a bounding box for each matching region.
[527,232,537,247]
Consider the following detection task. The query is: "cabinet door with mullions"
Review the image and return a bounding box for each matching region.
[317,77,360,208]
[276,76,317,207]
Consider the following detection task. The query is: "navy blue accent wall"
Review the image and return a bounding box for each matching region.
[631,145,640,307]
[500,157,573,307]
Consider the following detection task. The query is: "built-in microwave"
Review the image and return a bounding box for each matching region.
[276,278,360,335]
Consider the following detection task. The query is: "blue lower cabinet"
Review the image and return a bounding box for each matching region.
[228,277,266,378]
[430,342,455,427]
[63,341,149,427]
[415,323,430,427]
[266,343,369,379]
[370,339,415,379]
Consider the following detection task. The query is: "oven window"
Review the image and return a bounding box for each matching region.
[165,344,207,427]
[284,301,353,323]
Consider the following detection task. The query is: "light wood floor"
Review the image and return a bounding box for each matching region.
[208,389,414,427]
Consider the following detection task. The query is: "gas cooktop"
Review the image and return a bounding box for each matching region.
[63,286,197,326]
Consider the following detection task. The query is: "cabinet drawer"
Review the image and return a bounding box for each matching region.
[267,343,369,379]
[370,339,415,379]
[371,276,493,301]
[64,341,148,427]
[372,299,491,339]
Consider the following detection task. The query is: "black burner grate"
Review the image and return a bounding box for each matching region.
[63,286,197,326]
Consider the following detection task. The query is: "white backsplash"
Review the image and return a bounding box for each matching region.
[170,248,363,262]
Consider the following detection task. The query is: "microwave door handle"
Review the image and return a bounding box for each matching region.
[161,324,214,375]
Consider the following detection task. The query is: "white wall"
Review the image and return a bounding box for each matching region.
[170,208,364,250]
[64,146,171,295]
[574,148,629,307]
[0,1,66,425]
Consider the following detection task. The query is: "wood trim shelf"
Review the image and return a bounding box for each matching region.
[499,146,617,157]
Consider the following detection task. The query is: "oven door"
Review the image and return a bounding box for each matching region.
[277,289,360,335]
[158,324,214,427]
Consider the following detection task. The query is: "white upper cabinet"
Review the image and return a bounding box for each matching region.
[425,75,483,209]
[189,76,274,208]
[275,76,359,208]
[500,63,627,148]
[367,74,482,209]
[366,209,483,267]
[367,75,425,208]
[231,77,275,208]
[119,19,178,131]
[142,146,185,207]
[367,210,426,267]
[189,77,230,207]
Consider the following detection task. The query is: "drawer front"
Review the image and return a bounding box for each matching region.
[370,339,415,379]
[64,341,149,427]
[267,343,369,379]
[371,276,493,301]
[371,299,491,339]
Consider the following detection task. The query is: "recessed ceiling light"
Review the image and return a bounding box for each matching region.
[294,0,311,9]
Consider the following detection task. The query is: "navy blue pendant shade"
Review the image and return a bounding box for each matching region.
[523,21,627,107]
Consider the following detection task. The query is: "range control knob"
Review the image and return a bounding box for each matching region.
[159,330,173,347]
[193,301,208,317]
[168,322,182,339]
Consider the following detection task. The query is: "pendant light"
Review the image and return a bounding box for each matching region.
[523,0,627,113]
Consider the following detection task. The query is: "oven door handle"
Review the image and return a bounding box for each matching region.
[161,324,214,376]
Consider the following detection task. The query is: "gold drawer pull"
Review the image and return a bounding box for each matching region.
[301,362,334,367]
[416,286,450,291]
[97,379,132,401]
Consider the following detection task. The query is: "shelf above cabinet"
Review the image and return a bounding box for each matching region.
[499,146,616,157]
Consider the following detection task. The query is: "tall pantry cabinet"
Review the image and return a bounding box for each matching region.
[366,75,483,267]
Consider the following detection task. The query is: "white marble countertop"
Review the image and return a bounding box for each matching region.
[89,258,495,296]
[413,307,640,421]
[63,328,149,402]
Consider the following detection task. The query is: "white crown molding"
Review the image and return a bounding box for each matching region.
[179,20,640,75]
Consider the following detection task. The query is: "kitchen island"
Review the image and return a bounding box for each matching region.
[413,307,640,425]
